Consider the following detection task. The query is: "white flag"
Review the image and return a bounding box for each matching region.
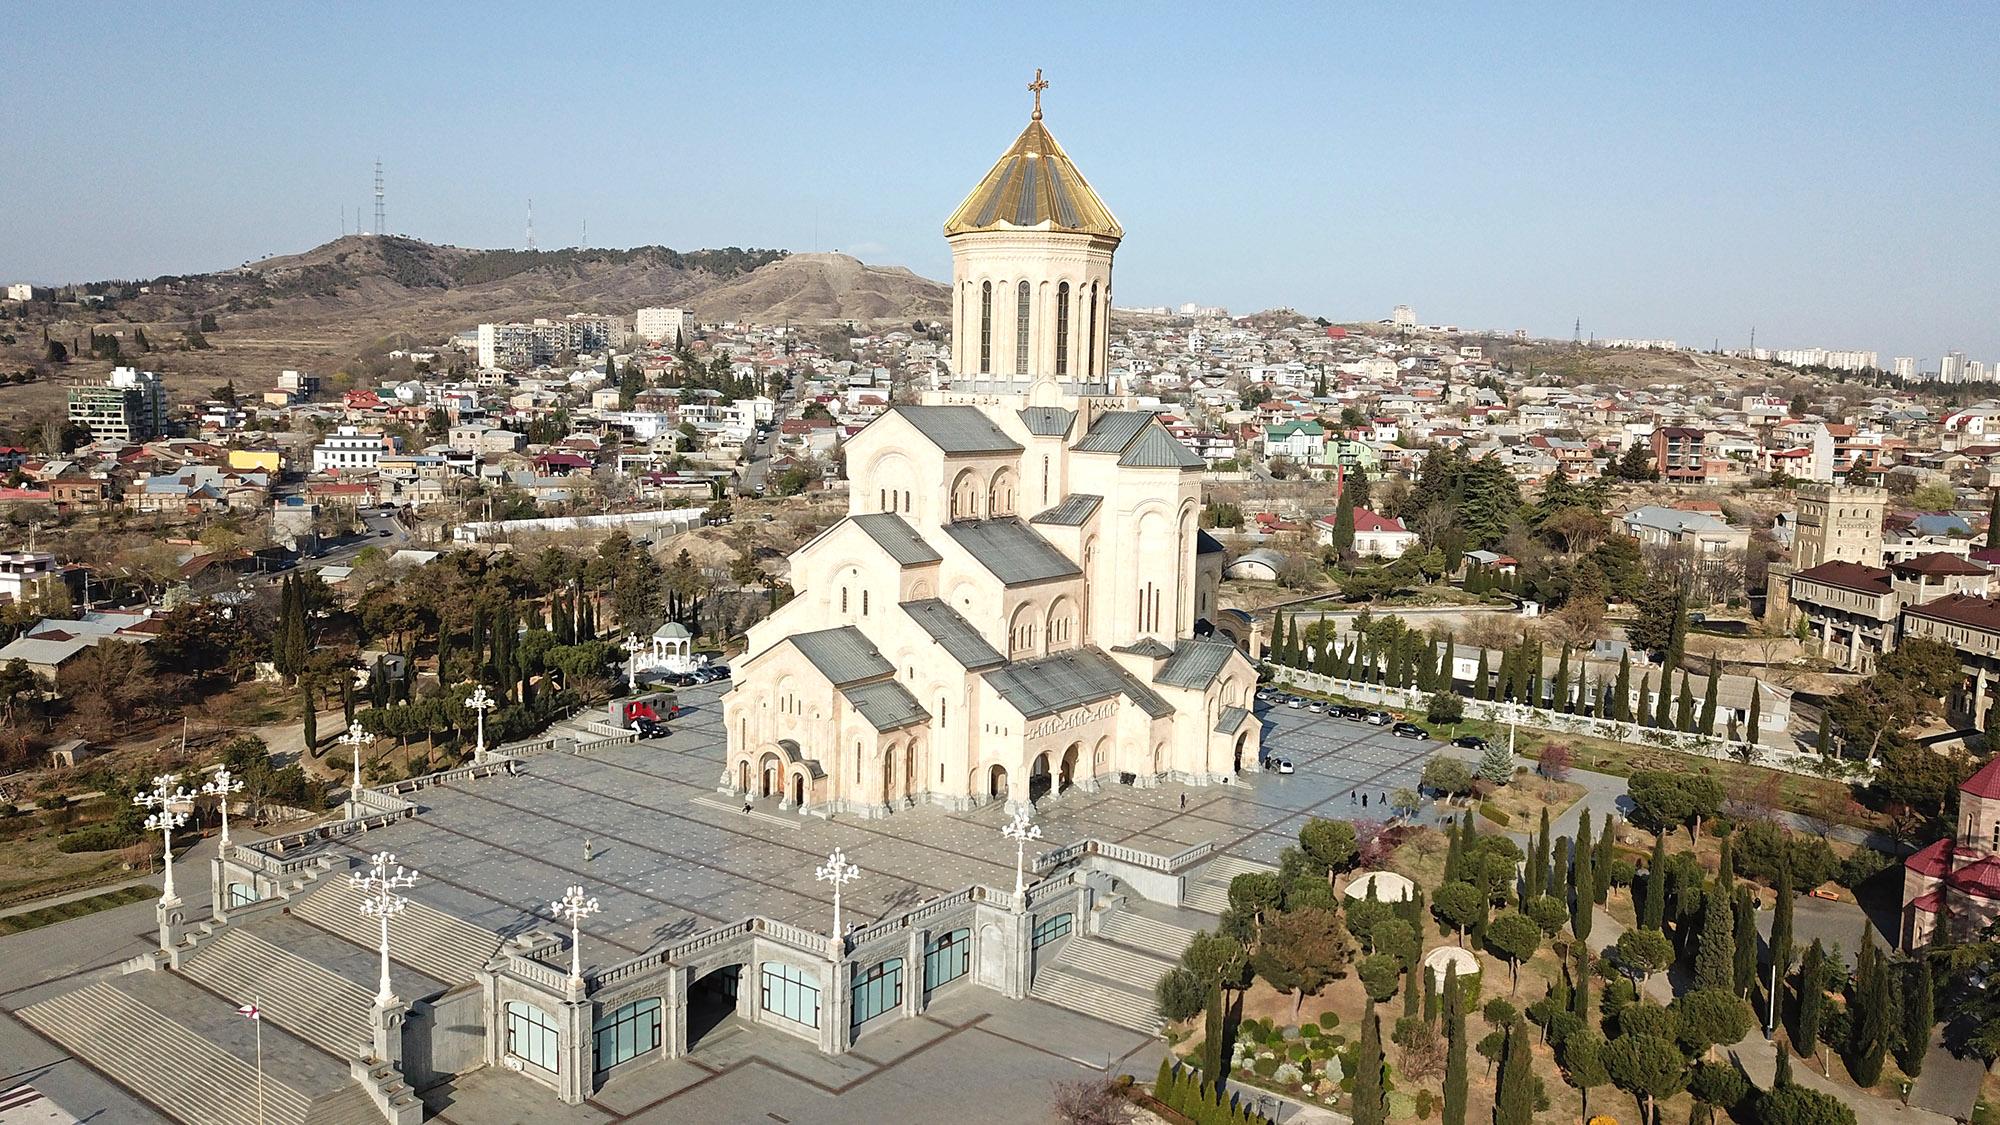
[237,1003,261,1021]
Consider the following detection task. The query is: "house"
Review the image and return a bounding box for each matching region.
[1262,421,1325,464]
[1312,509,1417,558]
[1651,426,1707,483]
[1619,506,1751,556]
[1225,548,1288,582]
[1902,755,2000,947]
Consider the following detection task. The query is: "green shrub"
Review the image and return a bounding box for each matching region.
[1300,1024,1321,1039]
[1254,1056,1279,1077]
[55,825,137,853]
[1318,1010,1341,1030]
[1387,1090,1418,1119]
[1416,1089,1435,1118]
[1478,802,1511,827]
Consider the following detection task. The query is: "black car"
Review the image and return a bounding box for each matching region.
[1339,705,1369,721]
[632,717,669,739]
[1391,722,1431,740]
[1451,734,1488,750]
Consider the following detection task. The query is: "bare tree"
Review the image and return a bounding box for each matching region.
[1051,1078,1135,1125]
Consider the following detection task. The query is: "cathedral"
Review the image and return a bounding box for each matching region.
[719,85,1260,816]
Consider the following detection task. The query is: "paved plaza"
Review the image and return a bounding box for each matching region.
[0,685,1439,1122]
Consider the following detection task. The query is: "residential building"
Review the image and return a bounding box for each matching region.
[311,426,390,474]
[1620,506,1751,556]
[1651,426,1707,483]
[1793,484,1886,570]
[67,367,166,442]
[634,307,693,344]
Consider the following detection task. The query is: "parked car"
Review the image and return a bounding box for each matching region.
[1391,722,1430,740]
[632,717,669,739]
[1339,705,1369,721]
[1286,697,1305,709]
[1264,757,1295,775]
[1364,710,1392,726]
[1307,701,1326,714]
[1451,735,1488,750]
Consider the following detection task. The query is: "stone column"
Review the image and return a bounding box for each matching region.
[821,955,851,1056]
[663,965,688,1059]
[558,985,591,1104]
[1974,664,1990,729]
[904,930,926,1017]
[369,998,407,1066]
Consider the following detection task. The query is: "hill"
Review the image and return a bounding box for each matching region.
[691,253,947,324]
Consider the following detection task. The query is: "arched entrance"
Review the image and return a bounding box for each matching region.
[1058,743,1080,793]
[1233,730,1249,773]
[791,773,806,809]
[882,747,897,807]
[1029,753,1053,802]
[737,760,750,793]
[759,753,781,798]
[685,964,742,1052]
[986,764,1008,801]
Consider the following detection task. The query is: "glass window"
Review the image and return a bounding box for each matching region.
[227,883,257,908]
[760,962,821,1029]
[979,283,993,374]
[851,957,904,1027]
[592,997,662,1074]
[1086,282,1099,379]
[1015,281,1031,375]
[505,1001,561,1073]
[1055,282,1070,377]
[1032,912,1073,949]
[925,928,970,993]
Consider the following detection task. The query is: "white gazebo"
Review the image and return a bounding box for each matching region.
[1424,944,1482,987]
[633,621,706,677]
[1343,870,1416,903]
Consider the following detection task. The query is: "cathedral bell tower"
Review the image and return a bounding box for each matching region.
[943,70,1121,391]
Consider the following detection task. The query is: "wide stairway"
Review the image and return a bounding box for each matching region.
[1183,854,1276,915]
[293,875,500,985]
[17,978,387,1125]
[1028,896,1203,1036]
[180,928,376,1057]
[1097,908,1203,960]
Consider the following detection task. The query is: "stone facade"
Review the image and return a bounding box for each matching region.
[1903,756,2000,947]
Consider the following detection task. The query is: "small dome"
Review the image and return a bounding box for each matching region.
[652,621,691,640]
[1343,871,1416,902]
[1424,945,1481,987]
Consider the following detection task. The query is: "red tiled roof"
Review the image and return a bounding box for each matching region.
[1947,856,2000,900]
[1353,509,1409,534]
[1890,552,1988,577]
[1793,560,1891,597]
[1906,836,1956,878]
[1963,754,2000,801]
[1906,593,2000,635]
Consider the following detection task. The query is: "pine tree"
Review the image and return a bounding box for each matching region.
[1494,1018,1535,1125]
[1699,659,1720,735]
[1796,939,1827,1057]
[1613,650,1632,720]
[1442,965,1467,1125]
[1693,885,1737,992]
[1642,833,1668,931]
[1353,1003,1386,1125]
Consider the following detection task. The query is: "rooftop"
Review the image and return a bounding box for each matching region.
[943,117,1122,240]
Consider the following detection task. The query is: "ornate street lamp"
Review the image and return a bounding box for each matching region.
[551,884,601,983]
[134,772,197,906]
[201,767,245,849]
[622,634,646,693]
[815,849,860,948]
[465,685,495,761]
[1001,806,1042,897]
[352,850,418,1006]
[340,727,370,801]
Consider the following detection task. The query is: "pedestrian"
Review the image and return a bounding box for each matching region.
[743,796,752,814]
[1179,792,1187,810]
[1379,791,1386,807]
[1361,793,1369,808]
[583,837,593,862]
[1349,790,1356,805]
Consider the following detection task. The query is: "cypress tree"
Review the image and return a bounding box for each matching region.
[1442,966,1467,1125]
[1642,833,1668,931]
[1423,960,1439,1025]
[1900,956,1934,1077]
[1699,659,1720,735]
[1675,675,1696,732]
[1202,979,1225,1089]
[1817,710,1833,758]
[1529,810,1550,900]
[1775,1044,1793,1088]
[1553,645,1571,711]
[1443,815,1465,885]
[1850,937,1891,1087]
[1733,884,1758,999]
[1440,632,1456,692]
[1747,684,1762,745]
[1286,617,1302,667]
[1653,669,1674,729]
[1634,673,1652,728]
[1988,490,2000,550]
[1475,648,1491,701]
[1594,812,1615,904]
[1613,649,1632,720]
[1571,940,1592,1025]
[1572,817,1595,941]
[342,681,355,727]
[1693,885,1737,992]
[301,686,317,751]
[1796,939,1827,1056]
[1353,1003,1386,1125]
[1771,860,1795,1016]
[1494,1018,1535,1125]
[1271,611,1288,665]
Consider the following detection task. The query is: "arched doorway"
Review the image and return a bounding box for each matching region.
[759,753,781,798]
[1029,753,1053,802]
[1058,743,1080,793]
[737,760,749,793]
[987,764,1008,801]
[791,773,806,810]
[1233,730,1249,773]
[882,747,897,807]
[685,964,742,1052]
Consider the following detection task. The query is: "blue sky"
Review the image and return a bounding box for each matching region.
[5,3,1996,362]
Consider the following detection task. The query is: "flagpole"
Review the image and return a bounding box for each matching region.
[253,994,265,1125]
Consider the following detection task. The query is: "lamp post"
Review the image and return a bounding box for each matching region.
[622,634,646,694]
[201,767,246,850]
[134,772,197,906]
[1001,807,1042,898]
[552,884,601,984]
[465,686,494,761]
[341,727,370,801]
[815,848,859,949]
[352,850,418,1006]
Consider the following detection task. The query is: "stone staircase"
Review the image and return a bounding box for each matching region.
[1097,909,1202,961]
[1184,854,1276,915]
[19,980,316,1125]
[1029,958,1162,1034]
[292,876,499,985]
[180,928,376,1057]
[308,1080,404,1125]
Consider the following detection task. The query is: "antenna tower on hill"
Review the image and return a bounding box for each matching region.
[373,160,385,235]
[527,199,536,251]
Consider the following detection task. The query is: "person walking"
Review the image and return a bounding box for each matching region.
[583,837,594,863]
[1179,792,1187,810]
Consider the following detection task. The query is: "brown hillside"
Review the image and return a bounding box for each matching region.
[690,253,947,324]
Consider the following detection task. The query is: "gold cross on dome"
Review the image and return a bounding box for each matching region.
[1028,68,1049,120]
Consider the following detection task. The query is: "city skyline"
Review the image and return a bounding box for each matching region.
[5,3,1996,361]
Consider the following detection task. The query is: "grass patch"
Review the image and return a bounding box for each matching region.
[0,884,156,935]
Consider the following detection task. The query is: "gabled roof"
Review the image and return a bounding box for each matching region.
[943,117,1123,240]
[1964,754,2000,801]
[888,405,1021,455]
[942,519,1081,585]
[1119,425,1205,469]
[1196,529,1227,555]
[785,627,893,687]
[1213,705,1253,735]
[1793,560,1892,597]
[1018,406,1075,437]
[1030,494,1101,527]
[842,680,930,731]
[1112,637,1175,659]
[1073,411,1157,454]
[901,599,1005,669]
[1155,639,1241,691]
[850,513,942,566]
[985,647,1172,720]
[1890,552,1986,577]
[1907,593,2000,635]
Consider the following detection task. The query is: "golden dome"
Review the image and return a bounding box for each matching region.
[943,117,1123,241]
